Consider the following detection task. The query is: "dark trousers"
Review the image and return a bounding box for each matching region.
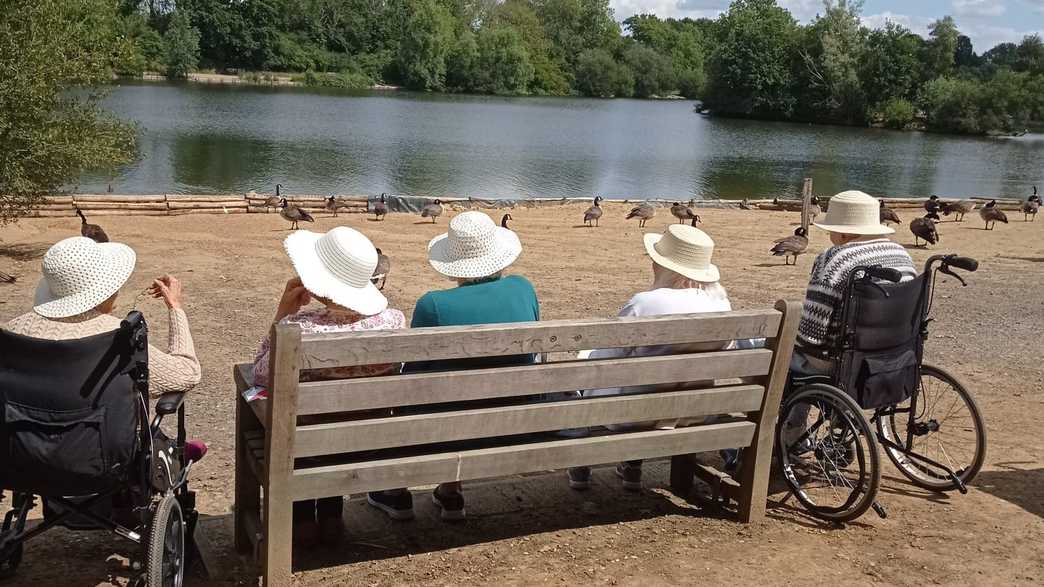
[293,497,343,522]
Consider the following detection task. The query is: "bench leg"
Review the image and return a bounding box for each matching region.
[234,432,261,554]
[262,493,293,586]
[736,422,774,522]
[670,454,695,497]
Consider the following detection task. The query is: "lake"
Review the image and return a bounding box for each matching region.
[81,81,1044,200]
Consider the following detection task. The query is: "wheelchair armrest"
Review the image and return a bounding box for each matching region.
[155,392,186,416]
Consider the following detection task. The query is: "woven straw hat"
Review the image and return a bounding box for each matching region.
[284,227,388,316]
[428,211,522,279]
[33,236,137,319]
[643,225,720,283]
[814,190,895,235]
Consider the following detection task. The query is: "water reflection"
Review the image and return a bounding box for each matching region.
[80,82,1044,199]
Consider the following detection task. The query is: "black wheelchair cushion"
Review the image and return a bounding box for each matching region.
[844,275,925,351]
[0,313,148,496]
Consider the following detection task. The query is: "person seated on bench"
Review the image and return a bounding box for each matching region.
[4,236,205,457]
[252,226,406,546]
[567,225,732,492]
[366,211,538,522]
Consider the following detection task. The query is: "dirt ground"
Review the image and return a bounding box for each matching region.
[1,202,1042,586]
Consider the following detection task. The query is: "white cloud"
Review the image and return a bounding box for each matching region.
[861,12,933,37]
[1016,0,1044,14]
[953,0,1007,17]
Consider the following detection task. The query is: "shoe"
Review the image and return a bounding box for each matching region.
[567,467,592,490]
[318,515,345,545]
[431,486,466,521]
[184,440,208,463]
[615,463,642,492]
[366,490,415,521]
[292,519,320,547]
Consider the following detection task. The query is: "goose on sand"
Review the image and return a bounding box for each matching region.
[263,184,283,212]
[879,200,901,225]
[280,198,314,230]
[76,208,109,243]
[910,213,940,247]
[421,199,443,223]
[373,193,388,221]
[670,201,699,224]
[625,202,655,228]
[1024,187,1039,222]
[925,195,941,215]
[583,196,603,227]
[979,200,1008,230]
[371,247,390,290]
[808,196,822,222]
[325,196,351,217]
[940,199,976,222]
[501,213,513,229]
[770,227,808,265]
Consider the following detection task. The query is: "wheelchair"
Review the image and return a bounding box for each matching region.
[776,254,986,523]
[0,312,198,586]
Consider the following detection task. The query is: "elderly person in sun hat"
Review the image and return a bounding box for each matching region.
[566,224,734,492]
[366,210,538,523]
[252,226,406,547]
[4,235,205,452]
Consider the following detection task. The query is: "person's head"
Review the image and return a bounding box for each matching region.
[283,226,388,316]
[643,224,725,295]
[814,190,895,242]
[33,236,136,319]
[427,211,521,283]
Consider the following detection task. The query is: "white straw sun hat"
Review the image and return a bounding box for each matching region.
[284,226,388,316]
[427,211,522,279]
[814,190,895,235]
[643,224,720,283]
[33,236,137,319]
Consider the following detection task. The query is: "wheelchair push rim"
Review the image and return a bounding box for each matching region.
[876,364,987,491]
[146,494,184,587]
[777,384,882,523]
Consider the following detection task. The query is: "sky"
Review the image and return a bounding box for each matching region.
[610,0,1044,52]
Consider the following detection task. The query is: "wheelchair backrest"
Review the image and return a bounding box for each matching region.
[841,272,926,352]
[0,312,148,496]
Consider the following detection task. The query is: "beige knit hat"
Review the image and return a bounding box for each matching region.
[284,227,388,316]
[33,236,137,319]
[814,190,895,235]
[428,211,522,279]
[643,224,720,283]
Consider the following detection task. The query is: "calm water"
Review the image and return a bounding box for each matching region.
[81,82,1044,200]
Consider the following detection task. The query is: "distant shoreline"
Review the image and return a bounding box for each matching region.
[136,72,400,91]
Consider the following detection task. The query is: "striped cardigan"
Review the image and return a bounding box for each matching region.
[798,238,917,349]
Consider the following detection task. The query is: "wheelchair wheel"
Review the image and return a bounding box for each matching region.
[877,363,986,491]
[146,494,184,587]
[777,383,881,522]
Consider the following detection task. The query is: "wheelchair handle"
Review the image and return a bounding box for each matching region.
[946,256,978,272]
[865,266,902,283]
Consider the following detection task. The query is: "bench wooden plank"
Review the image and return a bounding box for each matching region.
[291,420,755,500]
[299,309,781,369]
[297,348,773,415]
[295,385,763,457]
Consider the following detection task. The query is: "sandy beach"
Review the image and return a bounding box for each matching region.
[1,202,1041,585]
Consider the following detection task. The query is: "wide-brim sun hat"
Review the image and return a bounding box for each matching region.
[814,190,895,235]
[284,226,388,316]
[643,224,720,283]
[428,211,522,279]
[33,236,137,319]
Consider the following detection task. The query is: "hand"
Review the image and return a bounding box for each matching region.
[148,275,184,310]
[275,277,311,321]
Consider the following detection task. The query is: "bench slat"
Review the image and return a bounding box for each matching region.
[294,384,764,457]
[297,348,772,415]
[290,420,756,500]
[299,309,780,369]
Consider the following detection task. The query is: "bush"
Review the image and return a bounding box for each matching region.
[292,69,373,89]
[163,11,200,79]
[877,98,916,129]
[574,49,632,97]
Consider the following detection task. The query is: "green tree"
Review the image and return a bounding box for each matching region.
[876,97,915,129]
[621,43,676,98]
[474,26,534,94]
[164,10,201,79]
[954,34,977,69]
[397,0,456,90]
[625,15,708,97]
[574,48,632,97]
[982,42,1018,69]
[861,21,921,108]
[798,0,868,123]
[493,0,570,95]
[445,29,480,92]
[532,0,621,73]
[923,16,959,80]
[1015,34,1044,74]
[0,0,137,223]
[704,0,801,118]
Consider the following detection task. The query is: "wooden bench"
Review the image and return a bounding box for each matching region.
[233,300,799,585]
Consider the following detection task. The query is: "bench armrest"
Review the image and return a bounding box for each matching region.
[156,392,186,416]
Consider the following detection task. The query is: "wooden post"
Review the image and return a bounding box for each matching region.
[736,300,800,523]
[262,324,301,586]
[800,178,813,232]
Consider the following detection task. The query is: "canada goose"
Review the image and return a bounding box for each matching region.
[940,200,976,222]
[879,200,901,225]
[279,198,314,230]
[421,199,443,223]
[371,247,390,290]
[670,201,699,224]
[910,213,940,247]
[501,213,513,229]
[738,200,753,211]
[925,195,941,215]
[980,200,1008,230]
[583,196,603,227]
[325,196,351,217]
[1023,195,1039,222]
[373,193,388,221]
[76,208,109,243]
[689,215,701,227]
[625,202,655,228]
[264,184,283,212]
[770,227,808,265]
[808,196,822,222]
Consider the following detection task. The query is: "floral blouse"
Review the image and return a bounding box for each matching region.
[252,307,406,389]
